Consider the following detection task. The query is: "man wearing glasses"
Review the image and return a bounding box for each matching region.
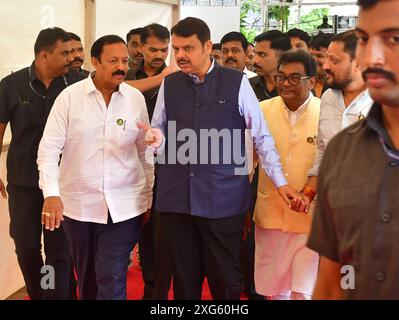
[253,50,321,300]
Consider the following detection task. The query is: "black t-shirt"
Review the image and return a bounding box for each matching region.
[0,62,85,187]
[125,63,165,121]
[249,76,278,102]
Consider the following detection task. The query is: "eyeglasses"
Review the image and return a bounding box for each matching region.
[274,74,310,86]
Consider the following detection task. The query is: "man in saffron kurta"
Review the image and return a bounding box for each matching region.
[254,50,320,300]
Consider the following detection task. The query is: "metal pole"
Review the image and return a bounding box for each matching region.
[333,14,339,34]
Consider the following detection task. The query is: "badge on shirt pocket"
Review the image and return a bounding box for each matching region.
[307,135,317,145]
[115,118,138,149]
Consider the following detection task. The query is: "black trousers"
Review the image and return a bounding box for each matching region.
[161,211,246,300]
[62,214,142,300]
[7,184,76,300]
[242,168,263,300]
[139,209,172,299]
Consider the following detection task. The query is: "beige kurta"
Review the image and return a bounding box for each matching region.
[254,95,320,297]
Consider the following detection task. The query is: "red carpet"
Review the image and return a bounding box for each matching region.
[126,246,248,300]
[126,246,213,300]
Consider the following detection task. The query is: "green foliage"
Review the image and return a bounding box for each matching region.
[240,0,260,43]
[268,5,291,31]
[299,8,330,33]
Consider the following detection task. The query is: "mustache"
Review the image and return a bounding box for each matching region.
[72,57,84,64]
[151,58,164,64]
[325,69,334,76]
[225,57,237,64]
[362,67,396,82]
[253,63,261,70]
[112,70,126,76]
[177,59,190,64]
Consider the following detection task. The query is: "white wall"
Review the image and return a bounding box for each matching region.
[0,150,25,300]
[96,0,173,41]
[0,0,85,145]
[180,5,240,44]
[0,0,85,80]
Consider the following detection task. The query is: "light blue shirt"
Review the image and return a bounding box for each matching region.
[151,60,288,188]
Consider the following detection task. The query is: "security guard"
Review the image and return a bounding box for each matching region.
[0,27,85,299]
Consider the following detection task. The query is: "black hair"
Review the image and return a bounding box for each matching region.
[278,50,317,77]
[220,31,249,51]
[331,30,358,60]
[254,30,292,51]
[126,27,143,43]
[140,23,170,44]
[68,32,81,42]
[91,35,126,61]
[308,32,333,50]
[171,17,210,45]
[212,43,221,51]
[34,27,70,55]
[286,28,311,44]
[357,0,379,8]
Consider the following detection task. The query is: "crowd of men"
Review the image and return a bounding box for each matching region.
[0,0,398,300]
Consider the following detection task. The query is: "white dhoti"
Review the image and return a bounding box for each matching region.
[254,226,319,299]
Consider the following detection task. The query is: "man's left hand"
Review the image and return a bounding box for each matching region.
[277,185,308,212]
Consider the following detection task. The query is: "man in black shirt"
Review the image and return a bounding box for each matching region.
[125,24,169,120]
[250,30,292,102]
[125,23,172,299]
[126,28,144,72]
[68,32,90,77]
[0,27,85,300]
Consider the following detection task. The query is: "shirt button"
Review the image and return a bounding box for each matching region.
[381,213,391,223]
[190,173,195,177]
[389,161,399,167]
[376,272,385,281]
[285,173,289,176]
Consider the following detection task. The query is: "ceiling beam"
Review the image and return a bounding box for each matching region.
[148,0,179,5]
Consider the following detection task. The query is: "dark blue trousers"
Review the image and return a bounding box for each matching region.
[63,213,143,300]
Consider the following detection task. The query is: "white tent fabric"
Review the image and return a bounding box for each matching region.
[0,0,173,300]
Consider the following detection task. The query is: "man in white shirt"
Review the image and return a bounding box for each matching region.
[220,31,257,78]
[37,35,154,299]
[293,30,373,212]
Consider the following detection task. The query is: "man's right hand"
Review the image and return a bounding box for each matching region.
[42,196,64,231]
[0,178,6,199]
[137,122,164,148]
[161,63,180,77]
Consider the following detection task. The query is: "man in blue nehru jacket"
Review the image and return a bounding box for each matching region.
[140,17,306,300]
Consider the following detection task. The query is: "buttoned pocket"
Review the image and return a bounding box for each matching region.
[115,125,138,149]
[327,185,364,245]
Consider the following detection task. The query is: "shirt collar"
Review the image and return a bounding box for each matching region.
[366,102,398,153]
[136,61,166,78]
[283,91,313,114]
[29,62,38,82]
[188,58,215,84]
[29,61,69,87]
[85,72,125,96]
